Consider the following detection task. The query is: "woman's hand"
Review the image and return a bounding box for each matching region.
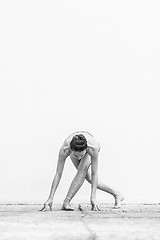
[40,198,53,211]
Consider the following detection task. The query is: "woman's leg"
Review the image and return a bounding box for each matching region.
[62,154,91,210]
[70,156,124,208]
[85,169,124,208]
[63,154,124,209]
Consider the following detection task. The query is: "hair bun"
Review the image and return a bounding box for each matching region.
[70,134,87,151]
[75,134,85,141]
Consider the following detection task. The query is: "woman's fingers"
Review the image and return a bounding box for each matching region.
[40,204,47,212]
[49,203,53,211]
[40,203,52,211]
[91,204,101,211]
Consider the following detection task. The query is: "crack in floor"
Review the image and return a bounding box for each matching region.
[78,204,97,240]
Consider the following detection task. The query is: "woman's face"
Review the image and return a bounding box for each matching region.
[72,150,86,160]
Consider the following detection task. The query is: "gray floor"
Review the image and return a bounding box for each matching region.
[0,203,160,240]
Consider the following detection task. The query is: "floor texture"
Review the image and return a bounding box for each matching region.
[0,203,160,240]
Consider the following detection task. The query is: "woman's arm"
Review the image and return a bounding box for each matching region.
[88,147,100,211]
[41,146,70,211]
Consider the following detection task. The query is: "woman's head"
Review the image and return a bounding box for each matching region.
[70,134,87,152]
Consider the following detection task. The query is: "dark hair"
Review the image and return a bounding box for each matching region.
[70,134,87,152]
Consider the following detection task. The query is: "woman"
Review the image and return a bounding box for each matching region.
[41,131,124,211]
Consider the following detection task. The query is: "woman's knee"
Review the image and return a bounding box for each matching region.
[85,173,91,183]
[74,155,91,177]
[77,165,89,177]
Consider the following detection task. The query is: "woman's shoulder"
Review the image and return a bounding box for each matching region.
[75,131,100,151]
[62,131,100,151]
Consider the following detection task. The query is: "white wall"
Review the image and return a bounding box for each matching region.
[0,0,160,204]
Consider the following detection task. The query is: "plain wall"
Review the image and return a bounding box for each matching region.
[0,0,160,204]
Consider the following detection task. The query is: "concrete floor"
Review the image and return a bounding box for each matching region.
[0,203,160,240]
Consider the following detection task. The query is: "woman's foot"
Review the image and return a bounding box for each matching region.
[113,193,124,209]
[61,198,74,211]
